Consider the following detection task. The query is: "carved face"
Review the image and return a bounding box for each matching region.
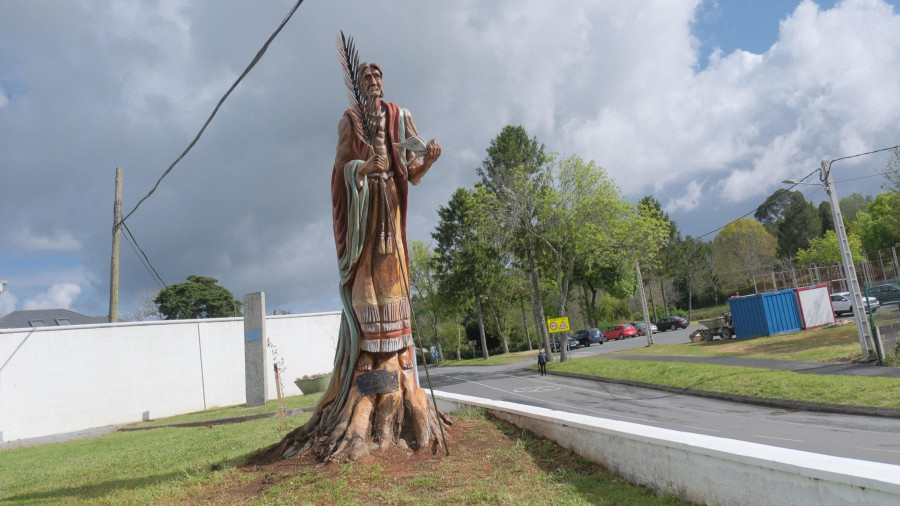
[359,64,384,100]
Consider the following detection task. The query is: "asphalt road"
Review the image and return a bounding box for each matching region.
[426,319,900,466]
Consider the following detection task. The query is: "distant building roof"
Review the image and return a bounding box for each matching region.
[0,309,108,329]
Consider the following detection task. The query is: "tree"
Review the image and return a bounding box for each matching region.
[795,230,864,267]
[638,196,678,319]
[669,235,715,321]
[838,192,873,228]
[432,187,502,359]
[755,190,820,257]
[754,188,793,236]
[154,275,241,320]
[883,147,900,191]
[775,192,821,257]
[476,126,554,357]
[125,289,162,321]
[528,154,634,361]
[853,191,900,251]
[712,218,776,294]
[818,201,834,236]
[408,241,444,362]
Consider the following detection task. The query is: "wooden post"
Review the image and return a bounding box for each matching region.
[274,363,286,431]
[635,254,654,346]
[109,167,123,323]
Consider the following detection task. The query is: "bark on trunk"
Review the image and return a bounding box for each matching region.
[660,279,670,317]
[526,236,552,359]
[275,352,450,463]
[490,306,510,354]
[521,299,533,351]
[455,314,462,360]
[475,296,489,360]
[647,279,658,322]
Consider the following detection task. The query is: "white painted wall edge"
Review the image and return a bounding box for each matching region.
[433,390,900,505]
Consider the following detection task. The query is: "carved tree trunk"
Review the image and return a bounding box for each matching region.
[276,351,450,463]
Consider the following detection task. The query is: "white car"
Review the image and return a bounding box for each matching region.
[830,291,879,316]
[632,321,658,335]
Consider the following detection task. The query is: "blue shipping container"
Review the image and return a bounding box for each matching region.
[728,290,802,339]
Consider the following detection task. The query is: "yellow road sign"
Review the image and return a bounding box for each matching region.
[546,317,570,333]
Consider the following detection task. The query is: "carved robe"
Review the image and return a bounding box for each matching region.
[331,101,423,356]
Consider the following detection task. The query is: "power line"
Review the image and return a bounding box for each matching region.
[835,170,893,184]
[693,144,897,241]
[122,223,167,289]
[695,166,820,240]
[831,144,899,163]
[119,0,306,227]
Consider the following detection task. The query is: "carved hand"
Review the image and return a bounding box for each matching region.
[422,141,442,167]
[359,154,387,176]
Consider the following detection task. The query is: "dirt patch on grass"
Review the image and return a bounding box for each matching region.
[183,414,678,505]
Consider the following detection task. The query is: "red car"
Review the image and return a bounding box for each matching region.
[604,323,637,340]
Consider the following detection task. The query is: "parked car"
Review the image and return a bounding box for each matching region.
[550,335,579,352]
[866,283,900,305]
[831,291,880,316]
[656,316,690,331]
[603,323,637,340]
[631,321,658,336]
[572,328,606,347]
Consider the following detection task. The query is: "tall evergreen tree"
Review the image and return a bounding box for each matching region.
[432,187,502,359]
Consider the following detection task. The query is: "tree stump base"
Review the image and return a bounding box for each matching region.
[275,352,451,463]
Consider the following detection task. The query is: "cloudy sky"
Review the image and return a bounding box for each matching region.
[1,0,898,319]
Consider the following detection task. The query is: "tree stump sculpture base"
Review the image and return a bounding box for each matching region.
[274,352,450,463]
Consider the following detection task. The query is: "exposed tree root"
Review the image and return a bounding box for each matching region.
[274,352,451,463]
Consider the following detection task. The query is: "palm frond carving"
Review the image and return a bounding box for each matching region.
[336,31,379,148]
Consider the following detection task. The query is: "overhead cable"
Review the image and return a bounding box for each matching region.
[119,0,306,227]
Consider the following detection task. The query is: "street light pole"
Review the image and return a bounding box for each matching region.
[820,160,878,361]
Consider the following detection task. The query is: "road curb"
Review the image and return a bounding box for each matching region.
[117,406,315,431]
[549,371,900,418]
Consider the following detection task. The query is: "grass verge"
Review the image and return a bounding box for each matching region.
[436,349,538,367]
[625,322,864,362]
[0,410,687,505]
[548,358,900,408]
[130,393,323,427]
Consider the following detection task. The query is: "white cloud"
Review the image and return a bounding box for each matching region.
[665,179,707,214]
[0,291,18,315]
[16,229,82,252]
[23,283,82,310]
[1,0,898,315]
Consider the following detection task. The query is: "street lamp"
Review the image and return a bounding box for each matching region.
[0,280,6,294]
[783,160,880,362]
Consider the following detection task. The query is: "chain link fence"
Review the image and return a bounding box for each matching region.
[753,246,900,294]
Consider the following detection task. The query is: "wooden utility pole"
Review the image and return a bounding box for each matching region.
[635,254,654,346]
[109,167,123,323]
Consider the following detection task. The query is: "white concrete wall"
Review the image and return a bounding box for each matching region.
[0,312,339,444]
[435,391,900,506]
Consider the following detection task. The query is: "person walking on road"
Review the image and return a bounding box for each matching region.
[537,348,547,376]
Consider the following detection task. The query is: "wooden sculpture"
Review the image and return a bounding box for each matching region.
[276,33,448,462]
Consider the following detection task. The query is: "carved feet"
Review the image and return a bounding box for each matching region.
[398,345,414,370]
[357,351,374,372]
[357,346,415,372]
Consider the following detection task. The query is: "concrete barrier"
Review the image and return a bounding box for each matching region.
[0,312,339,445]
[434,391,900,505]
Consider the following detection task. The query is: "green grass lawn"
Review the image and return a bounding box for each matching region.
[542,318,900,408]
[548,358,900,408]
[627,322,864,362]
[129,392,323,427]
[435,349,539,367]
[0,410,686,505]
